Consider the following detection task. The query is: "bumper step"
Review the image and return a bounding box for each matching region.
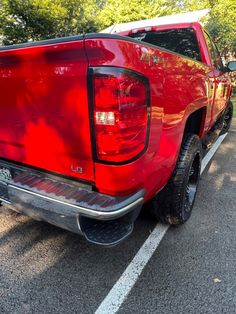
[80,217,133,246]
[0,160,144,245]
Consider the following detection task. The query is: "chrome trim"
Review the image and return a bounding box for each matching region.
[76,215,82,231]
[0,197,11,204]
[8,184,144,220]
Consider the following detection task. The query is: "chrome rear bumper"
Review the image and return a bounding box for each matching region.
[0,160,144,246]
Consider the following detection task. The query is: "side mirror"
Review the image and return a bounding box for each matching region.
[226,61,236,72]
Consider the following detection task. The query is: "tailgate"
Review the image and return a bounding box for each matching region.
[0,38,94,182]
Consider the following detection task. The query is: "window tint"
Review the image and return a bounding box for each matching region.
[204,32,215,65]
[204,31,223,69]
[129,28,201,62]
[212,42,223,69]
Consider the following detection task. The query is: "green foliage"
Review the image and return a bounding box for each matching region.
[0,0,98,44]
[207,1,236,54]
[96,0,180,29]
[179,0,236,54]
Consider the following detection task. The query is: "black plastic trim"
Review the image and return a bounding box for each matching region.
[85,32,209,68]
[0,35,84,51]
[1,31,208,69]
[87,66,151,165]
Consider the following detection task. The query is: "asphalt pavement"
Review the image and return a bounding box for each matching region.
[0,119,235,314]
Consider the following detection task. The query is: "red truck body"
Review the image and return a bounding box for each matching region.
[0,21,233,245]
[0,40,94,182]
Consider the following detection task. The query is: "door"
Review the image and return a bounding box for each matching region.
[204,32,231,123]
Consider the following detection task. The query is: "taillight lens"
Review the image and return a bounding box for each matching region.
[90,67,150,163]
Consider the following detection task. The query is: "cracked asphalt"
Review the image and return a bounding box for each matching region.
[0,119,235,314]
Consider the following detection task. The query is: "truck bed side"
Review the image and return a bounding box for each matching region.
[84,33,211,199]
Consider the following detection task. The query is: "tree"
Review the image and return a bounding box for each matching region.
[97,0,182,30]
[178,0,236,55]
[0,0,99,45]
[207,0,236,55]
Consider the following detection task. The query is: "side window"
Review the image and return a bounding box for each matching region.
[204,32,223,69]
[212,41,223,69]
[129,28,202,62]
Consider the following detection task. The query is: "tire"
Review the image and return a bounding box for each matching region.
[148,134,202,225]
[221,101,233,135]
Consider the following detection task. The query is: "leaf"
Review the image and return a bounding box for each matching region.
[213,278,222,283]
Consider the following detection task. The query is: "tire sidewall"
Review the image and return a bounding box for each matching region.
[180,142,201,222]
[221,101,233,134]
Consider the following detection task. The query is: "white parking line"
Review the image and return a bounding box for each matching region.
[95,133,228,314]
[95,224,168,314]
[201,133,227,174]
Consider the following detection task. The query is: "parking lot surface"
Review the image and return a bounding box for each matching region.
[0,119,235,314]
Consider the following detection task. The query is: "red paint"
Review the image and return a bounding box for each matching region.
[0,22,231,201]
[0,40,94,182]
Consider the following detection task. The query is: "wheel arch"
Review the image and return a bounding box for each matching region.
[183,106,207,139]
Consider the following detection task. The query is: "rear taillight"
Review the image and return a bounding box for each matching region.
[89,67,150,163]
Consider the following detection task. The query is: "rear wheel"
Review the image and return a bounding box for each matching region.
[148,134,202,225]
[221,101,233,135]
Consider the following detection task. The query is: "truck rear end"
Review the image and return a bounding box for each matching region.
[0,23,216,245]
[0,35,151,245]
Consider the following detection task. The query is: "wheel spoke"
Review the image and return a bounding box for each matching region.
[185,161,199,212]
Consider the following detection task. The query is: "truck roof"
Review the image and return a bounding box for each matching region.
[100,9,209,34]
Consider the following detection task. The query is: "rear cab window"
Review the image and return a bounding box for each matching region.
[129,28,202,62]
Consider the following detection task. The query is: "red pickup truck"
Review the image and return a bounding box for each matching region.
[0,21,235,245]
